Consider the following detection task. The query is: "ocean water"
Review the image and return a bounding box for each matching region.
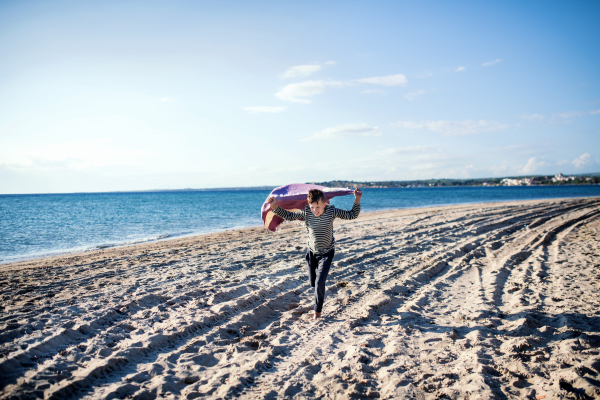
[1,185,599,263]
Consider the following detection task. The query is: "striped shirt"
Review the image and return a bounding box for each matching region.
[273,203,361,255]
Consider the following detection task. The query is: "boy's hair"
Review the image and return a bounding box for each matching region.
[307,189,325,204]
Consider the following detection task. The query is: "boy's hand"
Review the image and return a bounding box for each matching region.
[267,196,278,211]
[354,188,362,203]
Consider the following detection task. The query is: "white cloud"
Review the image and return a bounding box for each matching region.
[521,157,546,174]
[280,61,336,79]
[557,159,569,165]
[573,153,591,168]
[376,145,435,156]
[555,111,584,119]
[394,119,510,136]
[362,89,385,94]
[276,73,407,102]
[548,109,600,123]
[160,97,172,102]
[455,66,466,72]
[404,89,425,101]
[549,119,572,125]
[395,121,425,129]
[281,64,322,79]
[275,80,346,103]
[303,123,381,142]
[242,106,286,114]
[520,114,545,121]
[482,59,502,67]
[356,74,407,86]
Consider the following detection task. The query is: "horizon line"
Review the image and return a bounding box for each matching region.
[1,172,599,196]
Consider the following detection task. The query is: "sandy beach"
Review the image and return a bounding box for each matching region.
[1,197,599,399]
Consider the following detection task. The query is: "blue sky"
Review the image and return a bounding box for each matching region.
[1,0,599,194]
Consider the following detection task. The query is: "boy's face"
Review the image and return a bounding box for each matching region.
[309,199,326,217]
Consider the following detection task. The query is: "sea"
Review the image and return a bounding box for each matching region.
[1,185,599,264]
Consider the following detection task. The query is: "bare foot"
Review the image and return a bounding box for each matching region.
[314,312,321,319]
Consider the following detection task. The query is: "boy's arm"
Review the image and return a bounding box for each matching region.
[333,188,362,220]
[267,196,305,221]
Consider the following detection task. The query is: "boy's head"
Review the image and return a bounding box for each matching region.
[308,189,326,217]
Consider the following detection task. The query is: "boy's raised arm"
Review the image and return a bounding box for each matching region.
[333,188,362,220]
[267,196,278,211]
[353,188,362,205]
[268,196,305,221]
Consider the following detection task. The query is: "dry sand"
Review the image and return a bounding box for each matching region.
[1,197,600,399]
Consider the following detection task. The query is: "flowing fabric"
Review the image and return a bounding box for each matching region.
[261,183,354,232]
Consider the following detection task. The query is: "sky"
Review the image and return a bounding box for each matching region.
[1,0,599,194]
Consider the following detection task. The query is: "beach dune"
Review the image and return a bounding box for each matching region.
[1,197,600,399]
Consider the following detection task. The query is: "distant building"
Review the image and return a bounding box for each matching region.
[501,178,532,186]
[552,173,575,182]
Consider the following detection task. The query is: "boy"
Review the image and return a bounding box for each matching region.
[267,188,362,319]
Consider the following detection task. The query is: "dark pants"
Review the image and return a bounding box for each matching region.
[305,248,335,313]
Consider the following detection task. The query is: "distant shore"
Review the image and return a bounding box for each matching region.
[2,173,599,196]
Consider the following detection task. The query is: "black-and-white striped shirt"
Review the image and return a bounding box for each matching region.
[273,203,361,255]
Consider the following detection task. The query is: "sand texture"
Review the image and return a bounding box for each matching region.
[1,197,600,399]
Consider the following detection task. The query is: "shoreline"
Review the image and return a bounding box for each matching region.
[3,194,600,268]
[1,181,598,197]
[1,196,599,398]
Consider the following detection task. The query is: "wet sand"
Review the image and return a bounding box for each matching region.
[1,197,600,399]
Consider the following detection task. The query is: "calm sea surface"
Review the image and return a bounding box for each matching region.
[1,185,599,263]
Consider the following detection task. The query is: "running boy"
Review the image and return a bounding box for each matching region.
[267,188,362,319]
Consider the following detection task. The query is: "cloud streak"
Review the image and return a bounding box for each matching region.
[280,61,336,79]
[394,119,510,136]
[520,114,545,121]
[376,145,437,156]
[303,123,381,142]
[281,65,322,79]
[276,73,407,103]
[356,74,407,86]
[555,111,584,119]
[546,108,600,124]
[275,80,346,103]
[482,59,502,67]
[553,109,600,118]
[362,89,385,94]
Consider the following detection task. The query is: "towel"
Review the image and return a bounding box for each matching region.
[261,183,354,232]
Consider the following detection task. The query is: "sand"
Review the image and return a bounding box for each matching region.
[1,197,600,399]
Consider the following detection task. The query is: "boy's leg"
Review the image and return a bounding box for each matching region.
[306,249,317,288]
[314,249,335,315]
